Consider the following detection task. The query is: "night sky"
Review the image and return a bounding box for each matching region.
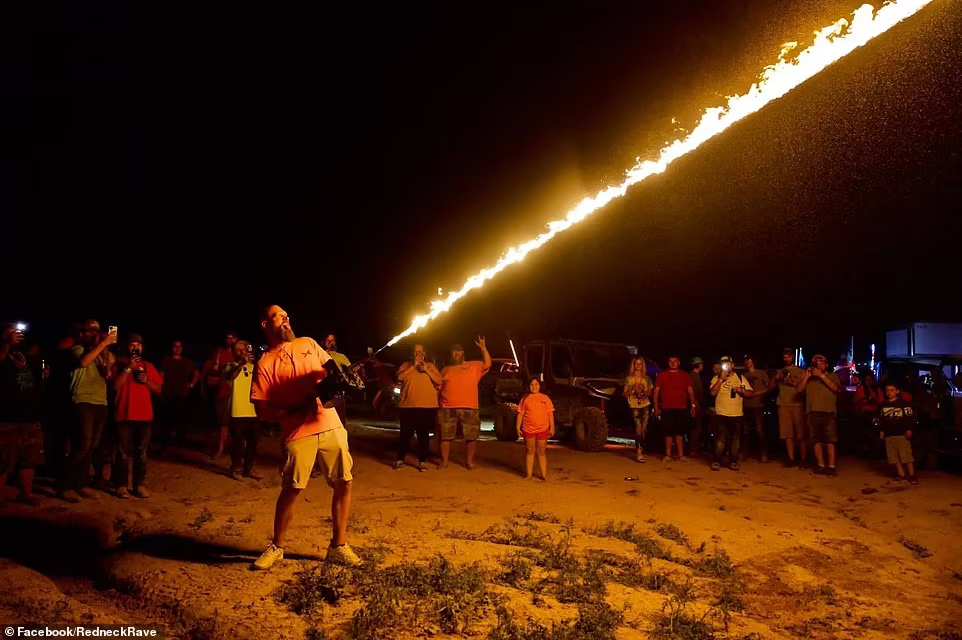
[2,0,960,365]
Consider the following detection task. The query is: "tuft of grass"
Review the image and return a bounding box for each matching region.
[908,630,962,640]
[188,508,215,530]
[584,520,671,560]
[520,511,562,524]
[800,584,840,607]
[488,601,625,640]
[695,550,735,580]
[900,537,934,559]
[276,563,350,618]
[656,524,691,548]
[499,551,534,588]
[349,587,400,640]
[650,583,719,640]
[305,629,327,640]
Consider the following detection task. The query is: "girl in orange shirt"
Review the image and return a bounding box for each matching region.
[515,378,555,480]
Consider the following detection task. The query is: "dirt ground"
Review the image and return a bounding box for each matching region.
[1,420,961,640]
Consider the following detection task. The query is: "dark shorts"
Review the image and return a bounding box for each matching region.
[807,411,838,444]
[522,430,550,441]
[438,408,481,441]
[0,422,45,470]
[660,409,689,437]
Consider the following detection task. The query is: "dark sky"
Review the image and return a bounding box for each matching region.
[2,0,960,364]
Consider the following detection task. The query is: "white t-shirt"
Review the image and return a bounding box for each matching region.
[230,363,257,418]
[711,373,753,417]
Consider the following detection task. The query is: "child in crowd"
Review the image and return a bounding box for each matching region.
[516,378,555,480]
[877,381,918,484]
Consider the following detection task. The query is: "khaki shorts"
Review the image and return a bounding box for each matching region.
[885,435,914,464]
[807,411,838,444]
[282,428,353,489]
[438,408,481,441]
[778,405,806,440]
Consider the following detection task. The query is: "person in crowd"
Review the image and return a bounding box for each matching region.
[741,355,772,462]
[0,323,45,505]
[324,333,352,372]
[877,380,918,484]
[43,325,81,482]
[61,320,117,502]
[624,357,653,463]
[250,305,360,570]
[798,354,842,476]
[112,334,163,498]
[709,356,753,471]
[654,355,697,462]
[159,340,199,455]
[202,331,237,459]
[223,340,261,480]
[516,378,555,479]
[689,358,706,454]
[395,343,441,471]
[773,348,807,468]
[438,339,491,470]
[854,371,882,415]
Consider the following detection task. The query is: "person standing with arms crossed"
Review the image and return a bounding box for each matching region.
[438,338,491,470]
[250,305,360,570]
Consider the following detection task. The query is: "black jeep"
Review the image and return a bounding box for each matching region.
[492,339,637,451]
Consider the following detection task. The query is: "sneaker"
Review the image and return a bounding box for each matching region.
[230,469,243,481]
[253,543,284,570]
[730,462,740,471]
[326,544,362,567]
[893,475,906,482]
[812,466,826,476]
[907,476,919,485]
[663,456,672,463]
[60,490,82,504]
[78,488,100,500]
[393,460,404,470]
[711,462,721,472]
[418,462,428,472]
[760,455,769,463]
[244,470,263,481]
[825,467,838,477]
[16,493,41,507]
[115,487,131,499]
[133,485,151,499]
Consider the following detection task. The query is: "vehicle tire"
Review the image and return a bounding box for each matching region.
[574,407,608,452]
[374,390,398,421]
[494,404,519,441]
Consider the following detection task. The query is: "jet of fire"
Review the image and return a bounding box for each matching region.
[383,0,934,350]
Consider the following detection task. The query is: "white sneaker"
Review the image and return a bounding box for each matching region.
[253,544,284,570]
[326,544,362,566]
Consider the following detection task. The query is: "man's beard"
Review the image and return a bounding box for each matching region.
[280,326,295,342]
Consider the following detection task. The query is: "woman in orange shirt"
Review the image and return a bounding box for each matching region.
[515,378,555,480]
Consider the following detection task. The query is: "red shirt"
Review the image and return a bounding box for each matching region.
[115,362,163,422]
[655,370,692,410]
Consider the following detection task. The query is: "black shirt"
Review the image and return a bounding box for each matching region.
[0,351,44,423]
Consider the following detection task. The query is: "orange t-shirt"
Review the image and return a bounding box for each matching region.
[519,392,555,435]
[250,337,343,442]
[440,361,485,409]
[397,362,440,408]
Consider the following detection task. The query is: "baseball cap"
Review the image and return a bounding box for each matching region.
[451,344,464,352]
[782,348,794,356]
[691,357,704,365]
[812,354,827,364]
[127,333,144,345]
[720,356,733,363]
[742,354,754,362]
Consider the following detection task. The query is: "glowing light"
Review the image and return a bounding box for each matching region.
[383,0,934,349]
[509,339,520,367]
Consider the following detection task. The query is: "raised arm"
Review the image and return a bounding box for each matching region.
[476,336,491,374]
[80,332,117,369]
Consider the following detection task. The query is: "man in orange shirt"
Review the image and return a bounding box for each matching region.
[438,337,491,470]
[249,305,360,570]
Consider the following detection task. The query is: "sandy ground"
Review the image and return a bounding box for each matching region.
[1,419,961,640]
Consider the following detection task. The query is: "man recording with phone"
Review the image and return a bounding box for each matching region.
[112,333,163,498]
[797,354,841,476]
[709,356,754,472]
[0,322,45,505]
[61,320,117,503]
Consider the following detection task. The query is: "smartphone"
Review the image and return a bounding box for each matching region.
[108,326,118,335]
[722,363,731,372]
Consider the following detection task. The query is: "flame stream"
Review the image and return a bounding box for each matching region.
[383,0,934,350]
